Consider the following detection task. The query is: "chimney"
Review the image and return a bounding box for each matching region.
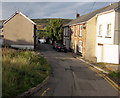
[76,13,80,18]
[76,9,80,18]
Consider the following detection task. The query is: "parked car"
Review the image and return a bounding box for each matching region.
[56,43,67,53]
[38,38,46,44]
[53,42,58,49]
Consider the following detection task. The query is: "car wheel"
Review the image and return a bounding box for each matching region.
[64,49,67,53]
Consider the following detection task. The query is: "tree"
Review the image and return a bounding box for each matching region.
[46,18,63,42]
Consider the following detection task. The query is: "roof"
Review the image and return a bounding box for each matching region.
[65,2,120,26]
[3,11,36,25]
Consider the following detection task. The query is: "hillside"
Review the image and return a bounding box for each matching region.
[32,18,73,29]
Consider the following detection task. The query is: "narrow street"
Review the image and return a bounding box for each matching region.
[34,44,119,96]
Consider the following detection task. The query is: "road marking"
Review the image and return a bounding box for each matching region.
[41,88,50,96]
[88,66,120,92]
[103,76,119,92]
[104,75,120,90]
[79,58,120,91]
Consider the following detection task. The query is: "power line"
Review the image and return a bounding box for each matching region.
[90,1,96,12]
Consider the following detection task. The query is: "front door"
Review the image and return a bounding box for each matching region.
[78,40,82,53]
[97,44,104,62]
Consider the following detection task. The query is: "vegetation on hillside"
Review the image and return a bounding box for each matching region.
[32,18,72,28]
[32,18,72,39]
[2,48,51,97]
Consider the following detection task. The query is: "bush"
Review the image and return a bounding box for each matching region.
[2,48,51,97]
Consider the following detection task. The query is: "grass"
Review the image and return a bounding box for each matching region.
[109,71,120,79]
[2,48,51,97]
[97,62,120,66]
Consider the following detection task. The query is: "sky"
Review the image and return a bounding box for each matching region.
[1,1,119,20]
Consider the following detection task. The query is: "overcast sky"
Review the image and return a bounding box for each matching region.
[1,1,119,20]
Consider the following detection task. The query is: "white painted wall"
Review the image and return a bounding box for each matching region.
[96,11,120,64]
[96,11,115,44]
[103,44,119,64]
[97,44,119,64]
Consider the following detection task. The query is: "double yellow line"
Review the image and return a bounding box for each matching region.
[41,88,50,96]
[89,66,120,92]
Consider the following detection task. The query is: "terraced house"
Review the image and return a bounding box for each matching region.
[3,11,37,49]
[63,2,120,64]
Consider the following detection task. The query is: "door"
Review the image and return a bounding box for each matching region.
[74,41,77,53]
[78,40,82,53]
[97,44,104,62]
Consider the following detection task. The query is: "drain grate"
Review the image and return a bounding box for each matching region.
[65,66,73,71]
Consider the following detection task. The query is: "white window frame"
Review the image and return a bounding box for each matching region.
[98,24,102,36]
[106,24,111,37]
[80,25,82,36]
[64,28,66,36]
[63,38,66,45]
[76,25,78,36]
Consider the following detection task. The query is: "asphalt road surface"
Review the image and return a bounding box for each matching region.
[34,44,119,97]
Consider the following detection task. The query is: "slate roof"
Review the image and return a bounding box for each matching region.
[65,2,120,26]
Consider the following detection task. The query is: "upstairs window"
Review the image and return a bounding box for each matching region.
[98,24,102,36]
[106,24,111,37]
[80,25,82,36]
[74,26,77,36]
[64,28,66,36]
[76,25,78,36]
[65,27,68,36]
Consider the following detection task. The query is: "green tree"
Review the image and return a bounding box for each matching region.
[46,19,63,42]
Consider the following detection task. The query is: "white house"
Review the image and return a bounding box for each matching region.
[96,2,120,64]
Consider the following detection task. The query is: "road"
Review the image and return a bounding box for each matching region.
[34,44,119,96]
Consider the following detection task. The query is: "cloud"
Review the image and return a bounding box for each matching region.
[2,0,120,2]
[1,2,117,20]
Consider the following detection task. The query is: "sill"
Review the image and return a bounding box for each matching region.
[105,36,111,38]
[97,36,102,37]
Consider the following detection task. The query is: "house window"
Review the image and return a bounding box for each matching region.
[63,38,66,45]
[106,24,111,37]
[64,28,66,36]
[76,25,78,36]
[66,27,68,36]
[80,25,82,36]
[98,24,102,36]
[78,40,82,53]
[74,26,77,36]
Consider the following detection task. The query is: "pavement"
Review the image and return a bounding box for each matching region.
[33,44,120,97]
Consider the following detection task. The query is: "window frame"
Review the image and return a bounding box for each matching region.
[98,24,103,37]
[80,25,82,37]
[106,23,112,37]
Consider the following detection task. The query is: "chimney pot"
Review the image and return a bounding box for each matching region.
[76,13,80,18]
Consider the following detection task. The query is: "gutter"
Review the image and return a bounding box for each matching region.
[96,9,115,16]
[76,57,109,74]
[69,21,86,26]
